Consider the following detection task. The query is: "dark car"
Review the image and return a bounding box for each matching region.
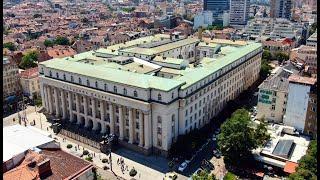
[201,160,214,171]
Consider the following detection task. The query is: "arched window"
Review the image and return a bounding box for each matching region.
[87,79,90,86]
[49,70,52,76]
[79,77,82,84]
[71,75,74,82]
[172,114,175,121]
[158,93,162,101]
[95,81,98,88]
[104,84,107,91]
[123,88,127,95]
[134,90,138,97]
[114,86,117,93]
[63,74,66,80]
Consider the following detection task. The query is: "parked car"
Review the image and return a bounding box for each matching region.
[213,150,222,158]
[201,160,214,171]
[164,172,178,180]
[178,161,188,172]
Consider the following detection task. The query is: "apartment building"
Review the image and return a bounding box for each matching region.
[39,34,262,156]
[306,30,317,47]
[3,57,21,99]
[283,75,317,134]
[229,0,250,26]
[19,67,40,100]
[270,0,292,19]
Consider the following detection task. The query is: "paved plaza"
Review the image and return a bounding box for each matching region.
[3,107,189,180]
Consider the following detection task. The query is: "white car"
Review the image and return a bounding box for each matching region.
[178,162,188,172]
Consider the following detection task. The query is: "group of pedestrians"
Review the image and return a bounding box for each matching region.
[117,157,128,174]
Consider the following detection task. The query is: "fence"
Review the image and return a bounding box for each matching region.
[60,129,100,149]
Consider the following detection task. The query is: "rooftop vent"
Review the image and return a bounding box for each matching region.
[27,160,37,168]
[139,64,143,68]
[163,57,167,60]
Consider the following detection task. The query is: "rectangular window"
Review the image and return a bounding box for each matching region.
[185,110,188,117]
[271,105,275,110]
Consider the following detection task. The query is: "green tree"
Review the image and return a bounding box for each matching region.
[289,141,317,180]
[207,25,214,30]
[217,109,270,165]
[3,42,16,51]
[223,172,237,180]
[254,120,270,146]
[54,36,70,45]
[274,51,289,64]
[262,50,272,60]
[260,59,272,79]
[20,51,38,69]
[44,39,54,47]
[192,170,216,180]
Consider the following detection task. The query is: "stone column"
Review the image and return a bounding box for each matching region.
[61,90,67,119]
[139,110,144,147]
[101,122,107,134]
[54,88,60,117]
[92,98,96,120]
[43,86,49,111]
[75,93,80,124]
[83,96,88,126]
[128,108,134,144]
[101,101,105,121]
[92,120,98,130]
[40,83,46,110]
[68,91,73,122]
[144,112,151,149]
[109,103,115,134]
[47,86,53,114]
[119,105,124,140]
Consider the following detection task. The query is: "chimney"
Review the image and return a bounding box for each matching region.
[37,159,52,179]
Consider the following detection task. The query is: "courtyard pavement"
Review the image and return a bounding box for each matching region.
[13,109,189,180]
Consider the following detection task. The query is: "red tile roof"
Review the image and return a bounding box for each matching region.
[20,67,39,79]
[4,149,93,180]
[288,74,317,85]
[284,161,298,174]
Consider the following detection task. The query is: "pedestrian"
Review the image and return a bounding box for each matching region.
[117,158,119,165]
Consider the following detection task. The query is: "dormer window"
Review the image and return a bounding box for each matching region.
[172,92,174,99]
[158,94,162,101]
[95,81,98,88]
[114,86,117,93]
[123,88,127,95]
[71,75,74,82]
[134,90,138,97]
[87,79,90,86]
[79,78,82,84]
[63,74,66,80]
[49,70,52,77]
[56,72,59,78]
[104,84,107,91]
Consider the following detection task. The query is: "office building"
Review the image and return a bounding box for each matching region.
[270,0,292,19]
[229,0,250,26]
[283,75,317,134]
[193,11,213,29]
[204,0,229,24]
[39,34,262,156]
[306,29,317,47]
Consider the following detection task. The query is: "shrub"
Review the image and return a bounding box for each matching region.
[67,144,73,149]
[85,156,93,162]
[83,150,89,155]
[129,168,137,177]
[102,158,108,163]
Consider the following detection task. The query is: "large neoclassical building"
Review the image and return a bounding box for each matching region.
[39,34,262,156]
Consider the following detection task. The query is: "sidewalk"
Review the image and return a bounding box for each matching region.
[25,110,167,180]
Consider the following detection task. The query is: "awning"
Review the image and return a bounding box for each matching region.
[5,95,16,102]
[284,161,298,174]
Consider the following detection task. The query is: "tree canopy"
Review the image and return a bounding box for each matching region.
[54,36,70,45]
[192,170,216,180]
[289,140,317,180]
[260,59,272,79]
[274,51,289,64]
[20,51,38,69]
[217,109,270,165]
[3,42,16,51]
[262,50,272,60]
[44,39,54,47]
